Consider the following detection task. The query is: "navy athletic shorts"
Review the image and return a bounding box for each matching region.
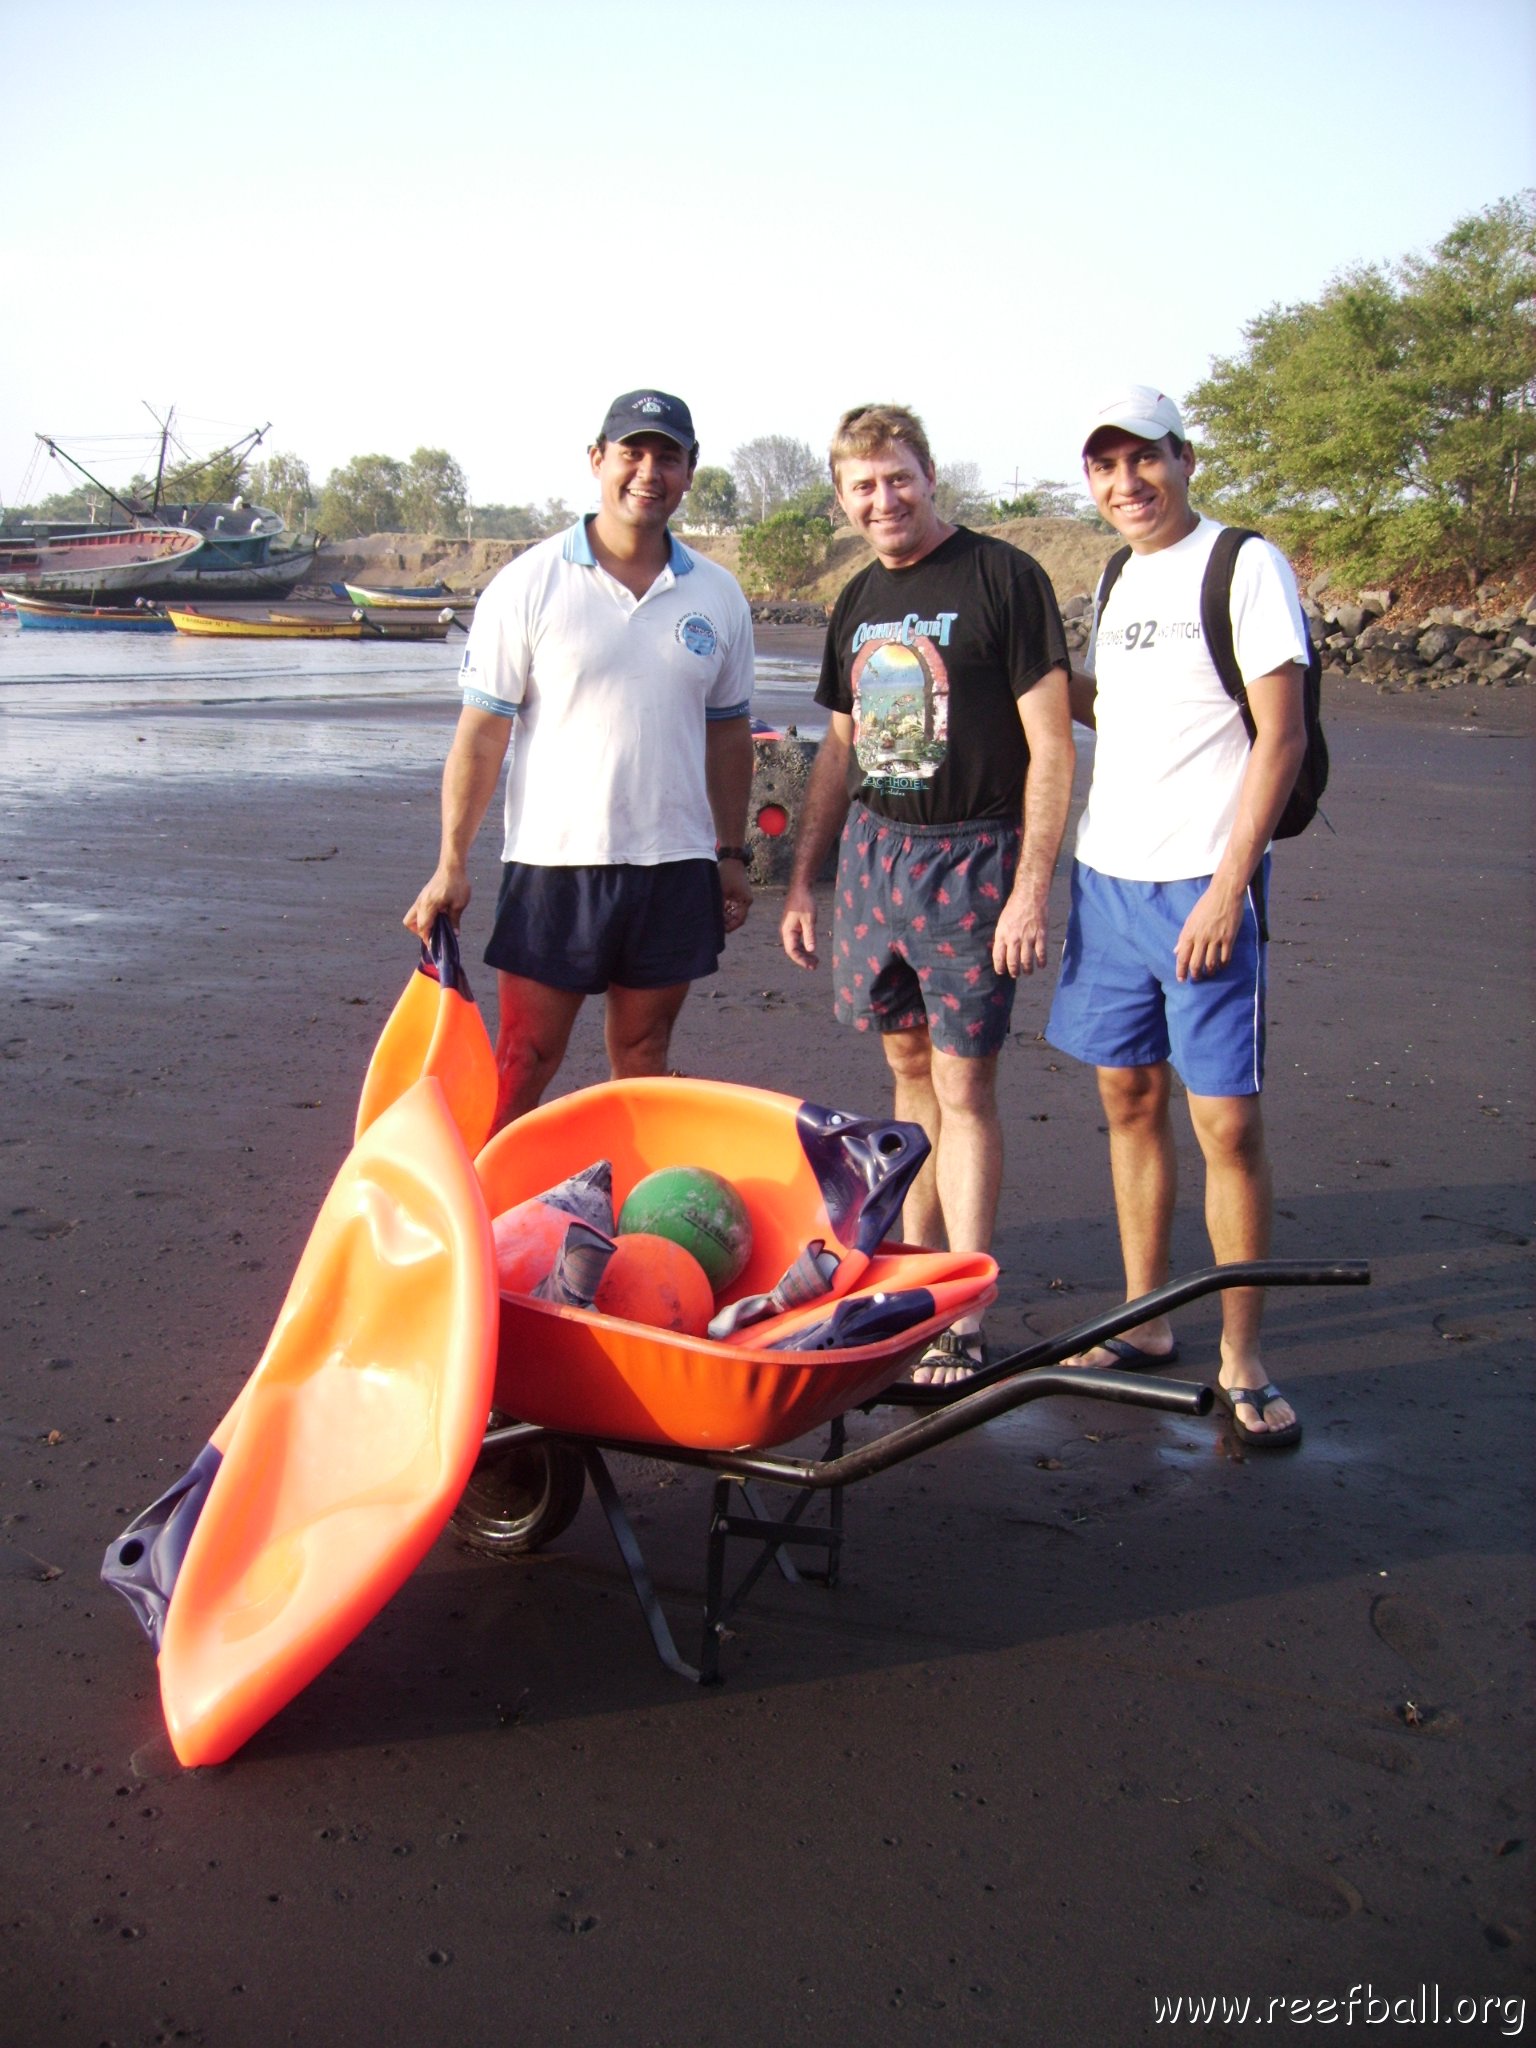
[484,859,724,994]
[832,805,1022,1058]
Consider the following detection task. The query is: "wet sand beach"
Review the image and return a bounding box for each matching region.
[1,639,1531,2045]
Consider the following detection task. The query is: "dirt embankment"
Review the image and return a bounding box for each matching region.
[311,531,535,594]
[311,518,1118,606]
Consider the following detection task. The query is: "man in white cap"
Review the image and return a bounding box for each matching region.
[1045,386,1310,1446]
[406,390,755,1126]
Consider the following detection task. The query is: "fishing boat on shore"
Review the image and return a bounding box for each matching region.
[168,608,365,641]
[167,605,460,642]
[145,500,318,599]
[0,526,206,599]
[342,580,477,610]
[12,416,319,602]
[3,591,175,631]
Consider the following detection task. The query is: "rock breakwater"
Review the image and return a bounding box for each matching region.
[1057,582,1535,690]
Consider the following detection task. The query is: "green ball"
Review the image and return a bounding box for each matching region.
[617,1166,753,1295]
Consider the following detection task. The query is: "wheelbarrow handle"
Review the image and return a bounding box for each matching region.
[933,1258,1371,1398]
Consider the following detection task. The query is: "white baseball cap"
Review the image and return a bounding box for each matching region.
[1082,384,1187,452]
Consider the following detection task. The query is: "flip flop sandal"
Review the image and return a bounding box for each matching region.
[1096,1336,1181,1372]
[1215,1380,1302,1449]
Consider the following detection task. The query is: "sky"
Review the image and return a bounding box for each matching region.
[1,0,1532,517]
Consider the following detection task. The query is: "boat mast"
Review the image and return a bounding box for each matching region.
[35,418,277,526]
[144,402,176,515]
[157,420,273,511]
[33,437,142,527]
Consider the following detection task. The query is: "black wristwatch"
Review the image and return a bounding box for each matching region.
[715,845,750,863]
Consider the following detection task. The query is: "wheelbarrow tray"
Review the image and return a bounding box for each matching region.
[490,1246,998,1450]
[475,1077,997,1451]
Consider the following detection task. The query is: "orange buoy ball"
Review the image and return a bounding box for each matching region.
[617,1166,753,1295]
[491,1199,571,1295]
[594,1232,714,1334]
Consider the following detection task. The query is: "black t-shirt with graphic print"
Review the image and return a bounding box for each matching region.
[815,527,1068,826]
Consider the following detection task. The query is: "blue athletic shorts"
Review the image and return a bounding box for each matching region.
[484,859,724,994]
[832,805,1021,1059]
[1045,859,1269,1096]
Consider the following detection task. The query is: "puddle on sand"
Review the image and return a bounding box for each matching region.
[1157,1412,1370,1468]
[0,629,823,792]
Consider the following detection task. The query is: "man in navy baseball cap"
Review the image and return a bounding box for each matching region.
[406,385,754,1123]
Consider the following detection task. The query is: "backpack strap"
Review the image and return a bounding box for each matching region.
[1095,544,1131,619]
[1200,526,1263,741]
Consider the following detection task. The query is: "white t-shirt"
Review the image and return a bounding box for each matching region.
[1075,518,1309,881]
[459,521,754,866]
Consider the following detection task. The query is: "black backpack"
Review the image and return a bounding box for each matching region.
[1095,526,1329,839]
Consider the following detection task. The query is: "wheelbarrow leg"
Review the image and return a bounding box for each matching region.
[582,1424,851,1688]
[581,1446,703,1685]
[701,1416,849,1678]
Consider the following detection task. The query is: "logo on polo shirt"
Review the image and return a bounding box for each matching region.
[676,612,718,658]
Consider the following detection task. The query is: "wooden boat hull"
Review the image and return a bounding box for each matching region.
[0,527,204,596]
[168,608,363,640]
[345,582,476,610]
[4,592,174,631]
[142,545,319,600]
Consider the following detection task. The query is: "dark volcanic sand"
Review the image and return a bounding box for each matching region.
[1,659,1531,2045]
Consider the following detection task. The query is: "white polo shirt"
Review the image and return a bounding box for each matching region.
[460,520,754,866]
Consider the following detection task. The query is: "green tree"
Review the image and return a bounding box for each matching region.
[731,435,822,522]
[248,451,315,530]
[400,447,469,536]
[933,460,992,524]
[1186,193,1535,588]
[470,502,543,541]
[534,497,575,537]
[317,455,405,537]
[737,509,832,598]
[6,484,100,528]
[1394,194,1536,585]
[681,466,739,531]
[784,478,836,521]
[995,479,1097,522]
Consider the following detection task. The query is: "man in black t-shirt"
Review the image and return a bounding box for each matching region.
[780,404,1074,1382]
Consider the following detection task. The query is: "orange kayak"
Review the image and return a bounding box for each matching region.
[355,916,498,1153]
[103,1078,497,1767]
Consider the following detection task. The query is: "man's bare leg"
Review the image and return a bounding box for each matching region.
[1067,1061,1179,1367]
[493,973,585,1127]
[604,981,690,1079]
[1186,1090,1294,1434]
[929,1047,1003,1262]
[879,1026,945,1247]
[881,1036,1003,1384]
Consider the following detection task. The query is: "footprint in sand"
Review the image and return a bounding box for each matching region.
[1370,1593,1476,1697]
[1192,1819,1364,1921]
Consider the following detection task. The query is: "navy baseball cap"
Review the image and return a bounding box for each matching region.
[598,389,697,451]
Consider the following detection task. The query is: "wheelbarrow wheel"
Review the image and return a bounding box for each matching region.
[450,1414,586,1556]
